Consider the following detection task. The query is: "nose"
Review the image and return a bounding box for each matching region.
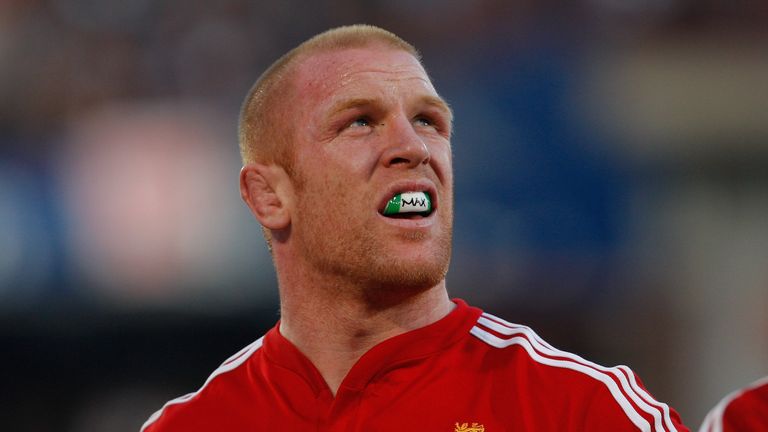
[380,116,430,169]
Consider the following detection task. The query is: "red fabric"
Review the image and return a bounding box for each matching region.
[706,378,768,432]
[143,299,689,431]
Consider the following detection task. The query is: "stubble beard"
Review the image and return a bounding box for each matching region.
[293,190,453,299]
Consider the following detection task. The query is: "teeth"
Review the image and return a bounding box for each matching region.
[383,191,432,215]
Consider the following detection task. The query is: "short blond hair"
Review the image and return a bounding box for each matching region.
[238,24,421,170]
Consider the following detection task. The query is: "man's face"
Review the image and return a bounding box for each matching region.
[285,44,454,293]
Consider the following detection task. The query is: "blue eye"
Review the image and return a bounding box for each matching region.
[350,117,370,128]
[413,117,435,127]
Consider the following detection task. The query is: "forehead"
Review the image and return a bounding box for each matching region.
[290,45,437,108]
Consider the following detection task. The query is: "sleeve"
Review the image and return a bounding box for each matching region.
[140,392,223,432]
[580,367,690,432]
[699,379,768,432]
[140,400,196,432]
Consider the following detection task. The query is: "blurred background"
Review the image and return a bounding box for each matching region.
[2,0,767,430]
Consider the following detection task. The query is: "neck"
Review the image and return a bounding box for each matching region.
[277,271,453,396]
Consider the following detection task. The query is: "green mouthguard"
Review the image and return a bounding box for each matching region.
[383,191,432,215]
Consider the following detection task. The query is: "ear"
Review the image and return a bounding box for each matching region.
[240,163,292,230]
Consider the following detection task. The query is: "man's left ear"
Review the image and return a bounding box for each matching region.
[239,163,292,230]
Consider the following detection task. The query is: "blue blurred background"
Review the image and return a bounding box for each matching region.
[2,0,767,430]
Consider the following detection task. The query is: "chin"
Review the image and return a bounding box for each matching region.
[357,258,449,307]
[366,246,451,290]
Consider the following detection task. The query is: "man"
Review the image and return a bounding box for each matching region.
[142,24,689,431]
[699,376,768,431]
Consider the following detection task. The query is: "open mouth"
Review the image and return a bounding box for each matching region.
[380,191,433,219]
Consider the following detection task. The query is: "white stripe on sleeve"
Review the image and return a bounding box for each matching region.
[140,336,264,432]
[474,313,678,432]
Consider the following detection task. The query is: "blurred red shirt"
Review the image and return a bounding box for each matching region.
[700,376,768,432]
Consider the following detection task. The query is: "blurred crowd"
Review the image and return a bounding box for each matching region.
[1,0,767,430]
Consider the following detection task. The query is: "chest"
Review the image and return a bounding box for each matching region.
[240,355,570,432]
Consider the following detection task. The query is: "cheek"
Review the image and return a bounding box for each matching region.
[299,166,364,216]
[328,131,384,163]
[431,146,453,185]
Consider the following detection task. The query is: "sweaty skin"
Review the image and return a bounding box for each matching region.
[284,45,453,291]
[276,45,454,394]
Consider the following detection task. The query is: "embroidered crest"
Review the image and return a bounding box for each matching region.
[455,422,485,432]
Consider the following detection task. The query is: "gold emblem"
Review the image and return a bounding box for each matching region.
[455,422,485,432]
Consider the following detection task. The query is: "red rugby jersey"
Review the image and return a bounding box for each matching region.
[142,299,688,431]
[699,376,768,432]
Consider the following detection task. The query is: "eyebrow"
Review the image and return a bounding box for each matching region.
[326,95,453,121]
[327,98,377,118]
[420,95,454,121]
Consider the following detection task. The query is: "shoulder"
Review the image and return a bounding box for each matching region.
[141,337,265,432]
[467,310,688,432]
[700,376,768,432]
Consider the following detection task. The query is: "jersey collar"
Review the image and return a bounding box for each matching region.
[261,298,482,397]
